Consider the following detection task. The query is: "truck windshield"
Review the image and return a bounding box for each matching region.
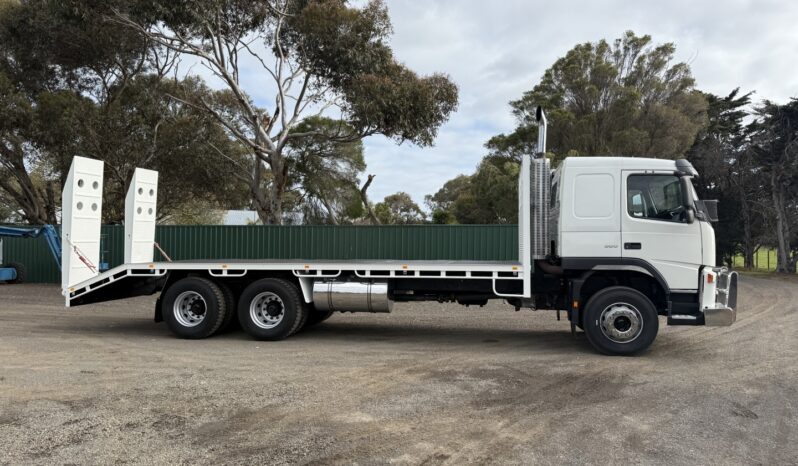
[627,174,686,222]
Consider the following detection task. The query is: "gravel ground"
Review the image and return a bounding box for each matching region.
[0,274,796,465]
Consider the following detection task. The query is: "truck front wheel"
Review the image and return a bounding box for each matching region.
[238,278,306,341]
[162,277,228,339]
[582,286,659,356]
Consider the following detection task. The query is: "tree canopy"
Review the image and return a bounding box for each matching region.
[748,99,798,272]
[0,0,248,224]
[113,0,458,224]
[375,192,425,224]
[488,31,707,161]
[426,156,519,224]
[432,31,710,226]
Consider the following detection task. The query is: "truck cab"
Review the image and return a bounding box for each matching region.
[531,155,738,354]
[553,157,709,290]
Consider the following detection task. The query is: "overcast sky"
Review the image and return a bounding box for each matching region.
[349,0,798,206]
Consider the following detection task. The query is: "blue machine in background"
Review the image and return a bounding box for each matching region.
[0,225,61,284]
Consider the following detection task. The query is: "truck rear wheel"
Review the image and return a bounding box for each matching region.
[238,278,306,341]
[161,277,228,339]
[583,286,659,356]
[216,281,238,331]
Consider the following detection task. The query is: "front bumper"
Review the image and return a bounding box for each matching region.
[701,268,739,326]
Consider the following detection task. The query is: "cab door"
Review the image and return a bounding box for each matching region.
[621,171,702,291]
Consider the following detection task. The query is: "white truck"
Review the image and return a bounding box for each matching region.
[61,110,738,355]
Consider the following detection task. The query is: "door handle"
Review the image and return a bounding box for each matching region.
[624,242,642,250]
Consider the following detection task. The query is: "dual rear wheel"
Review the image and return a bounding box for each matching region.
[162,277,228,339]
[162,277,333,340]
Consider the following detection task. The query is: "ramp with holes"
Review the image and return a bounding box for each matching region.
[124,168,158,264]
[61,156,104,299]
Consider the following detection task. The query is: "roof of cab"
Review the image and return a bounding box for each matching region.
[560,156,679,171]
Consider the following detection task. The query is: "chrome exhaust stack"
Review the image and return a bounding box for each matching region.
[312,281,393,313]
[536,105,547,157]
[530,106,550,260]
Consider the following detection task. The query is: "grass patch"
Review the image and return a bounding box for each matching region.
[733,248,779,272]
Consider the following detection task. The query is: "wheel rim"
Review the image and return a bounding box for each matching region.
[173,291,207,327]
[599,302,643,344]
[249,292,285,329]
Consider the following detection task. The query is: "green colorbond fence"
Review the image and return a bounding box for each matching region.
[1,224,519,284]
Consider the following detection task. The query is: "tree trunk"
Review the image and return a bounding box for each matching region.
[247,150,289,225]
[743,247,755,269]
[266,152,288,225]
[771,173,793,274]
[738,184,755,269]
[359,174,380,225]
[0,166,55,225]
[318,194,339,225]
[250,157,271,225]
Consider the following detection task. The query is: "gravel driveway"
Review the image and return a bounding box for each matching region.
[0,274,795,464]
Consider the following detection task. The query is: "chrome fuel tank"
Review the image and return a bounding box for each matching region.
[312,281,393,313]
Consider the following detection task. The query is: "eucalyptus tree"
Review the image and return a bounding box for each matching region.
[0,0,249,224]
[375,192,425,224]
[115,0,458,224]
[0,0,162,223]
[426,156,519,224]
[284,117,366,225]
[488,31,707,161]
[430,31,709,225]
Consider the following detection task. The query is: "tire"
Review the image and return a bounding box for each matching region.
[291,300,311,336]
[216,281,239,331]
[238,278,306,341]
[582,286,659,356]
[6,262,26,284]
[304,304,334,328]
[161,277,228,339]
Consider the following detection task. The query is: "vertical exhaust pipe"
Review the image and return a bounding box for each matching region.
[536,106,547,157]
[531,107,550,259]
[517,106,550,300]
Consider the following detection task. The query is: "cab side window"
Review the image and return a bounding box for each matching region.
[627,175,686,223]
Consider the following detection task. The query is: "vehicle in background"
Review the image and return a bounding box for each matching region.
[0,225,61,284]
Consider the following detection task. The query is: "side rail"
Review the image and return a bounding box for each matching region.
[66,265,166,307]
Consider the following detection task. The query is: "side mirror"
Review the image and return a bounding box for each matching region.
[684,207,695,224]
[695,200,719,222]
[679,176,693,206]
